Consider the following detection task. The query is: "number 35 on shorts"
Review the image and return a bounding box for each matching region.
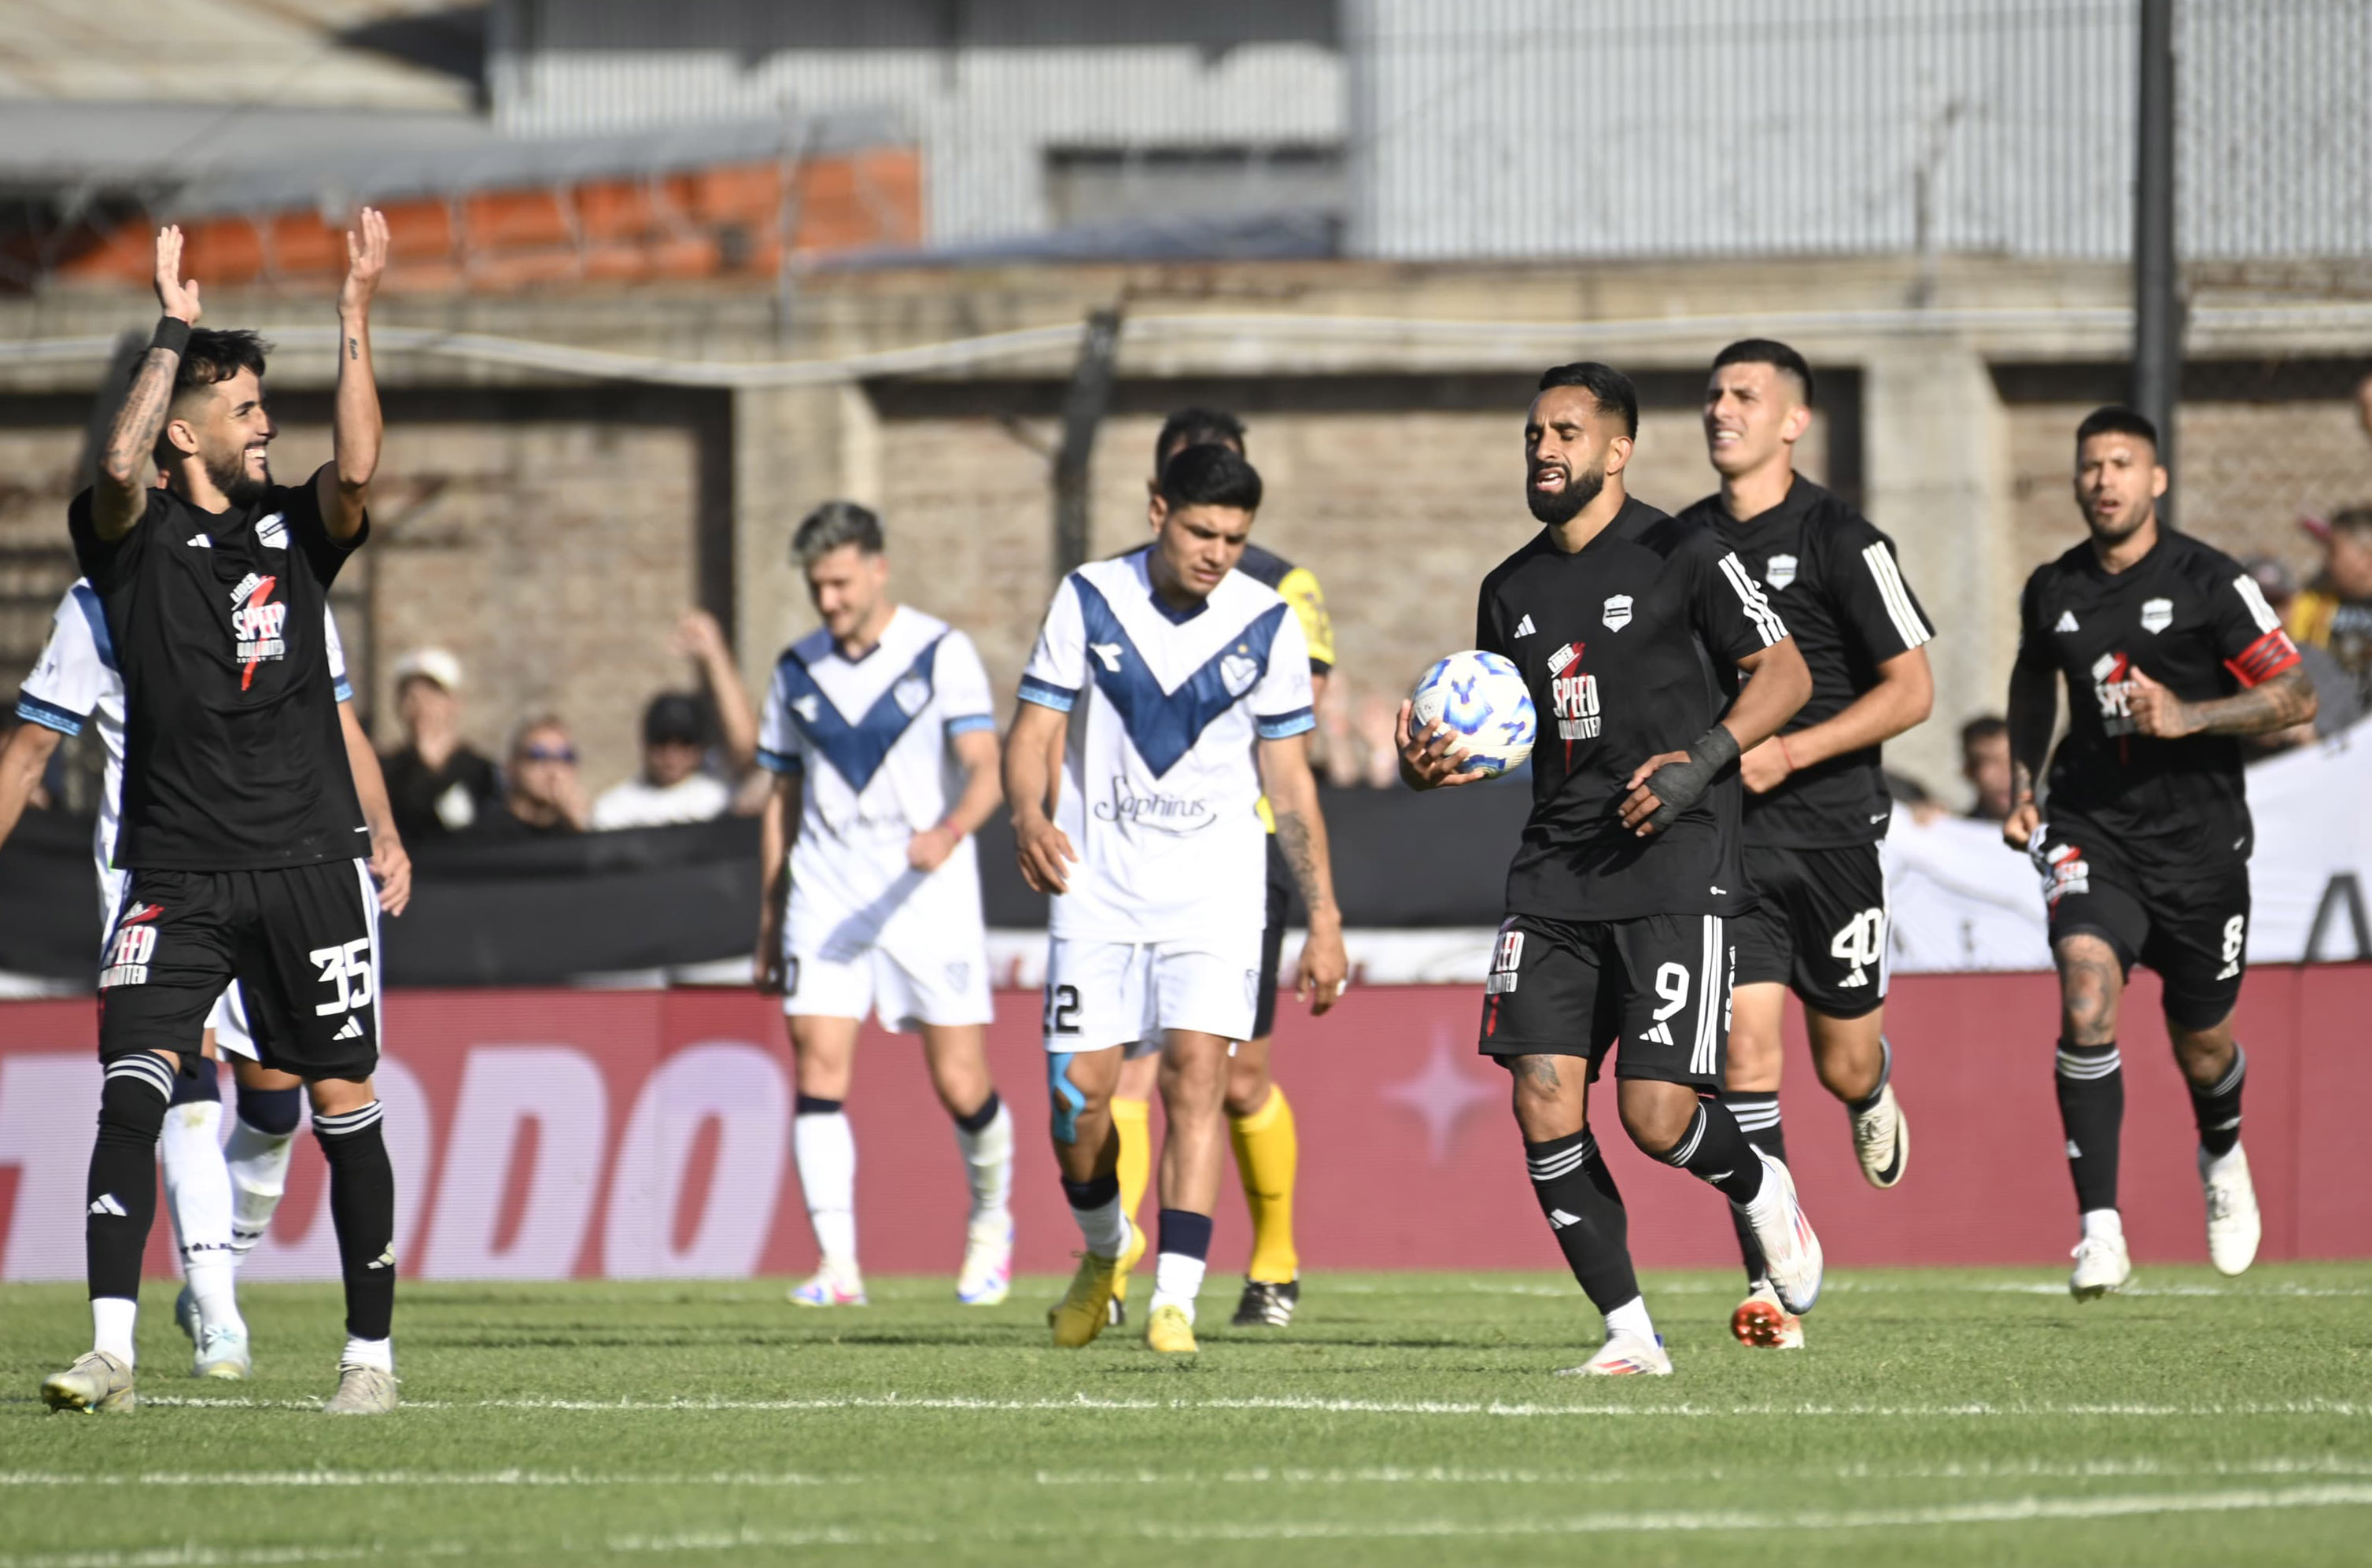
[311,937,375,1016]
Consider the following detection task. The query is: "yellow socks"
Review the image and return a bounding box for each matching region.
[1111,1097,1152,1301]
[1230,1084,1300,1285]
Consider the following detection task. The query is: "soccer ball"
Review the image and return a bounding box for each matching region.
[1409,651,1536,776]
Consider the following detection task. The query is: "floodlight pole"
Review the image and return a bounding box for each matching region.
[1053,308,1123,577]
[2133,0,2180,518]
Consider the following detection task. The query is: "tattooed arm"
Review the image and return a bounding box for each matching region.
[94,227,203,542]
[1256,732,1348,1018]
[318,208,388,544]
[2125,664,2315,740]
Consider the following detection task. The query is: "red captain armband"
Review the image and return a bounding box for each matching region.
[2225,627,2302,688]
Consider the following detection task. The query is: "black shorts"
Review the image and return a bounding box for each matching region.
[1252,836,1291,1039]
[98,859,382,1080]
[2030,818,2250,1031]
[1731,842,1889,1020]
[1476,912,1732,1089]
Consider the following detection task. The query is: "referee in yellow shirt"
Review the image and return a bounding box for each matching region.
[1107,408,1332,1327]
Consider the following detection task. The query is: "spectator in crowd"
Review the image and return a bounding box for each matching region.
[481,714,590,837]
[2245,554,2361,751]
[671,608,759,776]
[1960,714,2012,821]
[380,647,501,839]
[2284,511,2372,709]
[592,692,732,828]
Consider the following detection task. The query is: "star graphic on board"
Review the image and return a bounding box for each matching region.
[1378,1031,1502,1164]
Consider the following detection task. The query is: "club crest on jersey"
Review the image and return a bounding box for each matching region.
[227,574,286,689]
[892,673,931,717]
[1764,554,1798,591]
[1602,595,1633,632]
[1220,647,1260,697]
[2140,597,2173,634]
[254,512,288,551]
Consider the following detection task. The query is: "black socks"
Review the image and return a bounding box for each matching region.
[1524,1130,1639,1315]
[2055,1041,2123,1214]
[1721,1090,1787,1281]
[1656,1098,1767,1205]
[87,1053,173,1301]
[2190,1046,2246,1159]
[315,1102,397,1341]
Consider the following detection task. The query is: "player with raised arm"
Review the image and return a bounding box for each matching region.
[2003,407,2311,1299]
[753,503,1014,1308]
[3,579,407,1380]
[1675,340,1934,1351]
[1005,443,1347,1357]
[41,215,403,1415]
[1099,408,1334,1330]
[1399,362,1820,1376]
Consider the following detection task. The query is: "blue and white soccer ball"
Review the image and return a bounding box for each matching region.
[1409,650,1536,776]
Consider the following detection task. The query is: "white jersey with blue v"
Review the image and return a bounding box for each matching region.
[1020,548,1314,941]
[758,605,997,954]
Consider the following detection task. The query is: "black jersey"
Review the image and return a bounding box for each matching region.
[1677,477,1935,849]
[2016,529,2300,873]
[1235,543,1334,675]
[70,478,367,870]
[1475,496,1789,921]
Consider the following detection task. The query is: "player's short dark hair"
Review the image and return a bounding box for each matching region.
[1712,338,1815,405]
[1961,714,2008,752]
[1535,362,1639,439]
[2075,405,2159,453]
[792,500,884,566]
[1156,408,1246,468]
[2327,504,2372,540]
[149,329,271,463]
[1157,442,1263,512]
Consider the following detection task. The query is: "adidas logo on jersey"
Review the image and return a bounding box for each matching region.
[89,1194,127,1218]
[332,1016,367,1042]
[1548,1208,1581,1230]
[186,533,212,548]
[1512,614,1536,637]
[1640,1021,1675,1046]
[2055,611,2080,633]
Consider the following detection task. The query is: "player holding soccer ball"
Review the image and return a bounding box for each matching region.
[1399,362,1821,1376]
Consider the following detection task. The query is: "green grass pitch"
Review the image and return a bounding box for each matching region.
[4,1266,2370,1566]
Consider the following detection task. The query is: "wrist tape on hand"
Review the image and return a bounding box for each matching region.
[1646,723,1742,828]
[150,316,191,358]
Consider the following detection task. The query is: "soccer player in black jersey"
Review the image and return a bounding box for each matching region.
[1399,362,1823,1375]
[2005,406,2311,1300]
[42,216,402,1415]
[1676,341,1935,1352]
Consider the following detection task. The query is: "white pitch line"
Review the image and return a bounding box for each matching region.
[6,1483,2372,1566]
[128,1391,2372,1419]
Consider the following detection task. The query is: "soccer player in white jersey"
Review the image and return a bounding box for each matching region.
[1004,444,1348,1356]
[754,502,1015,1307]
[1,578,408,1378]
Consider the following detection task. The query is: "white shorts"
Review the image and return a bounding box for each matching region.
[784,938,993,1032]
[1041,932,1263,1057]
[101,861,255,1061]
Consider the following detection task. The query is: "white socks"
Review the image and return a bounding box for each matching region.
[1072,1196,1130,1260]
[341,1335,393,1374]
[794,1104,859,1274]
[1149,1252,1207,1320]
[1603,1294,1656,1343]
[955,1098,1013,1221]
[223,1115,297,1259]
[92,1297,138,1364]
[2082,1208,2125,1243]
[159,1098,245,1336]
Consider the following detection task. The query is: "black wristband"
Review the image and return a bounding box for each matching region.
[149,316,191,358]
[1644,722,1743,829]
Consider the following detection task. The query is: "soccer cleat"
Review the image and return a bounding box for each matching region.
[1851,1082,1909,1189]
[1729,1281,1806,1349]
[788,1266,867,1308]
[957,1213,1013,1306]
[2200,1144,2261,1277]
[1556,1332,1672,1377]
[1231,1278,1300,1327]
[42,1351,135,1413]
[2068,1231,2133,1300]
[322,1363,399,1415]
[194,1323,251,1380]
[1144,1303,1198,1356]
[1050,1249,1125,1348]
[1736,1149,1824,1315]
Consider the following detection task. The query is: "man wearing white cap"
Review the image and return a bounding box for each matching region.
[381,647,500,841]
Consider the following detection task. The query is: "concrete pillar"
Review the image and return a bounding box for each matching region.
[730,382,883,692]
[1860,336,2016,802]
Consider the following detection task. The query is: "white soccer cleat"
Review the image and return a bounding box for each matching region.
[2068,1231,2132,1300]
[41,1351,135,1414]
[2200,1144,2261,1277]
[1851,1082,1909,1189]
[1728,1282,1805,1350]
[957,1212,1013,1306]
[1736,1149,1824,1315]
[322,1363,399,1415]
[1556,1331,1672,1377]
[194,1323,251,1380]
[788,1266,867,1308]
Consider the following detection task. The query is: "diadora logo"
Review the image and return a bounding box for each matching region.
[1602,595,1633,632]
[2090,651,2135,735]
[2140,597,2173,634]
[1090,642,1124,673]
[1764,554,1798,591]
[228,573,286,690]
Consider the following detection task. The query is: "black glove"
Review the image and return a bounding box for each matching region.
[1644,724,1742,829]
